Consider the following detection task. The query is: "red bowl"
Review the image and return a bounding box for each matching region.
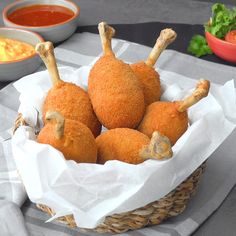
[205,31,236,63]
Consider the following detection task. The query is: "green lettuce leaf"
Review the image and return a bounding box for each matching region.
[205,3,236,39]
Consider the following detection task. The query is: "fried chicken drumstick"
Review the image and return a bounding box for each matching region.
[35,42,101,137]
[37,111,97,163]
[96,129,172,164]
[138,79,210,145]
[130,28,177,105]
[88,22,145,129]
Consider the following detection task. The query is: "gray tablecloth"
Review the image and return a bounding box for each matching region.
[1,0,236,235]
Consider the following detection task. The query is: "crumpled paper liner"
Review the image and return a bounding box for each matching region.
[12,66,236,228]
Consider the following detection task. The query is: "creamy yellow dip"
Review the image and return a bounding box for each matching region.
[0,37,35,62]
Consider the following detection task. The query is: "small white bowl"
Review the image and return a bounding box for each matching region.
[0,27,44,82]
[2,0,80,43]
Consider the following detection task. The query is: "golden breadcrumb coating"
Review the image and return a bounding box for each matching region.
[138,101,188,145]
[37,118,97,163]
[88,55,145,129]
[43,82,101,137]
[130,61,161,105]
[96,128,150,164]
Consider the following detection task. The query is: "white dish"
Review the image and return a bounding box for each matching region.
[0,27,44,82]
[2,0,80,43]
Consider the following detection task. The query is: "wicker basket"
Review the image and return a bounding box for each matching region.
[14,114,206,234]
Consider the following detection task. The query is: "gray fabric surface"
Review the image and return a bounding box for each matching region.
[0,0,236,235]
[0,200,29,236]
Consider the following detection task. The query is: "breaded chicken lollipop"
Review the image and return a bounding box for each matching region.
[35,42,101,137]
[37,111,97,163]
[96,129,172,164]
[138,79,210,145]
[88,22,145,129]
[130,28,177,106]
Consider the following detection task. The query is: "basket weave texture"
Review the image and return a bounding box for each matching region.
[14,114,206,234]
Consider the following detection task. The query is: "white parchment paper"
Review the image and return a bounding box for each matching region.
[12,66,236,228]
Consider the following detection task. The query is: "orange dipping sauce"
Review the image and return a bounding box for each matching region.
[0,37,35,62]
[7,4,75,27]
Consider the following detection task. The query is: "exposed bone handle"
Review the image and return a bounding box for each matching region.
[98,22,115,56]
[45,111,65,139]
[178,79,210,112]
[146,28,177,67]
[35,42,62,86]
[140,131,173,160]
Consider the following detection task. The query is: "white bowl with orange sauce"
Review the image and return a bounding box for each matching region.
[0,27,44,81]
[2,0,80,43]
